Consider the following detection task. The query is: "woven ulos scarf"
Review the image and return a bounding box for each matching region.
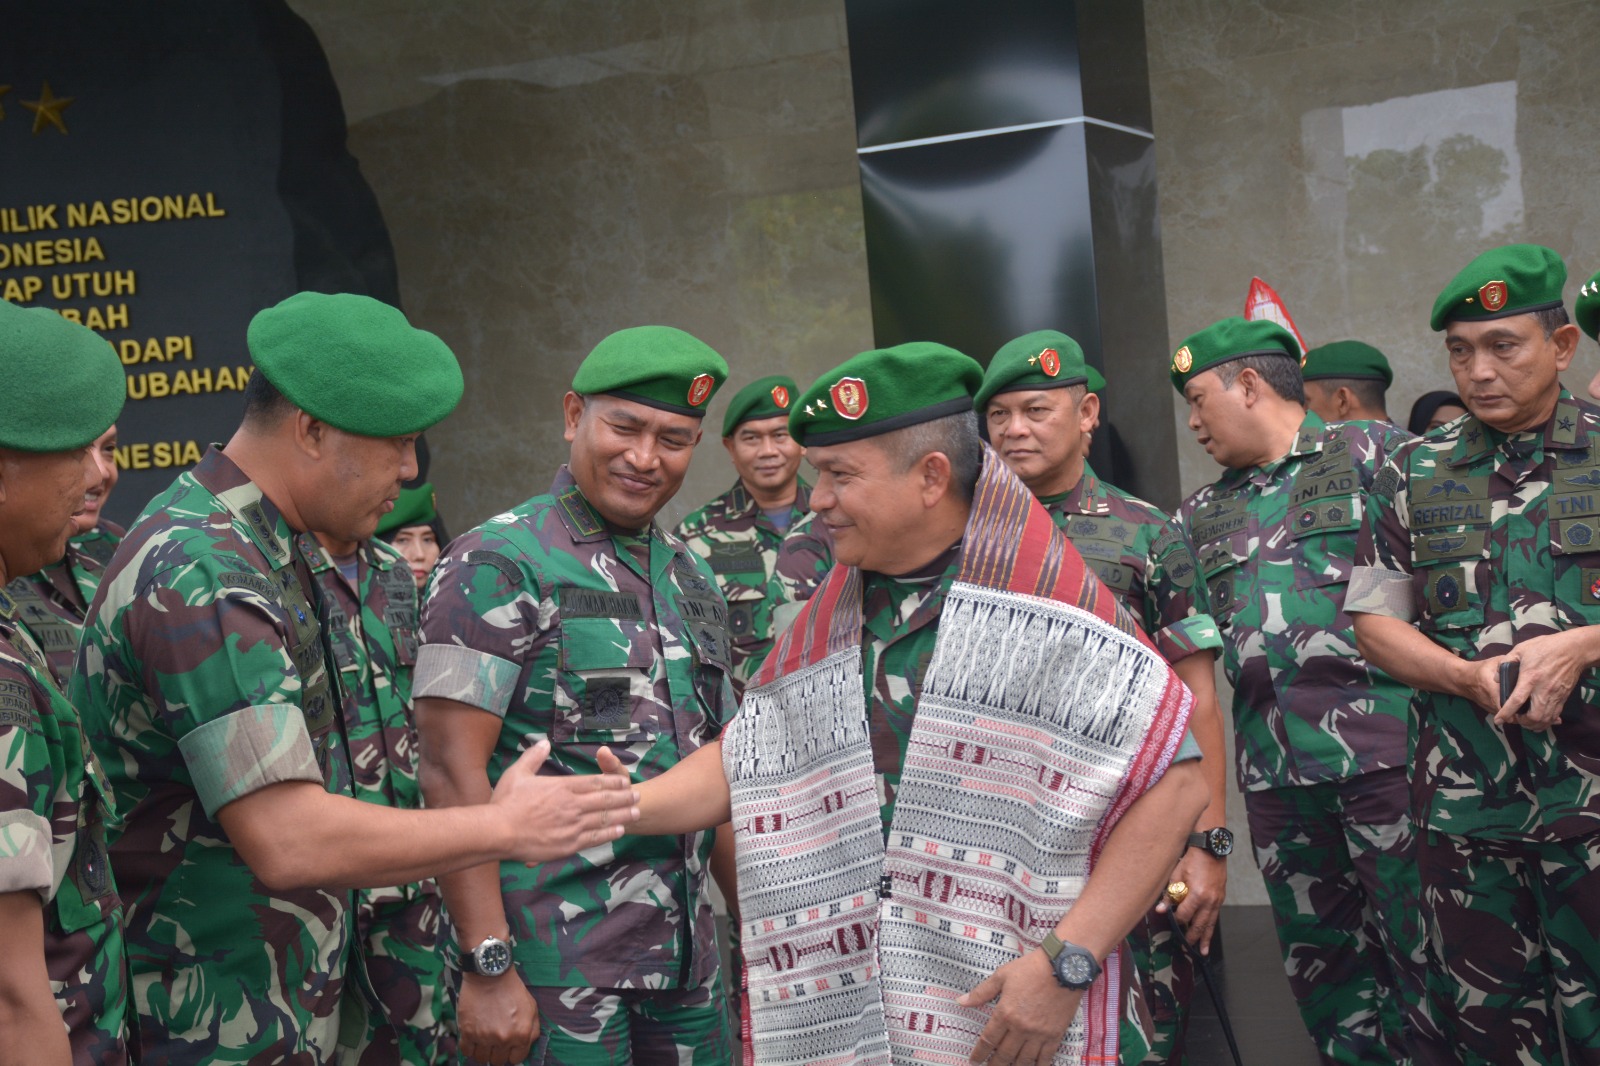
[723,449,1193,1066]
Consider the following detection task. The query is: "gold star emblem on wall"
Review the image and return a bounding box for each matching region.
[22,82,73,135]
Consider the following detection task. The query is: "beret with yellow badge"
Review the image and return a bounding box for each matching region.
[974,329,1107,410]
[1429,243,1567,332]
[1169,316,1303,393]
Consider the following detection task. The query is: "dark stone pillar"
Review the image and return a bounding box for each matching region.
[842,0,1177,508]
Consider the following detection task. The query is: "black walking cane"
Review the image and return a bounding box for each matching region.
[1166,882,1245,1066]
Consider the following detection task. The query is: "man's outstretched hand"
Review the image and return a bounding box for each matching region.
[491,741,638,864]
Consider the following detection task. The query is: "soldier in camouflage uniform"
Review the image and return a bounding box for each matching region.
[979,330,1230,1066]
[1350,244,1600,1065]
[0,302,128,1066]
[1300,341,1396,426]
[414,326,735,1066]
[5,423,122,689]
[71,293,637,1065]
[302,528,454,1065]
[677,373,833,698]
[1173,317,1425,1065]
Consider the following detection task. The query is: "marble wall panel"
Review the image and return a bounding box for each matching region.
[289,0,873,528]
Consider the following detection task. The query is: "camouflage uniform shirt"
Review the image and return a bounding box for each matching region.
[0,592,127,1065]
[72,447,353,1064]
[677,479,831,697]
[1351,391,1600,842]
[301,534,451,1064]
[1179,414,1413,791]
[6,522,123,688]
[1042,462,1221,664]
[415,466,732,989]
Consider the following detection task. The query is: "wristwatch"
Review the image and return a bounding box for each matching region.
[1187,826,1234,858]
[462,934,515,977]
[1040,932,1101,991]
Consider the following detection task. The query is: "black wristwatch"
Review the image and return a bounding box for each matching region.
[1041,932,1101,991]
[1187,826,1234,858]
[462,934,515,977]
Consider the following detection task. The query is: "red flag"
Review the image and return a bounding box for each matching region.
[1244,277,1309,356]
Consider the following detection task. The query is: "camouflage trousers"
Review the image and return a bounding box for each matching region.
[1245,767,1425,1065]
[1119,909,1197,1065]
[1410,829,1600,1066]
[517,972,732,1066]
[341,891,457,1065]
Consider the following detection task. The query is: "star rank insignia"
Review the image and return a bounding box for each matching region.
[1560,416,1576,433]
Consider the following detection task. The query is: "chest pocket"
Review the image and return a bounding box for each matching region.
[1190,497,1248,623]
[1064,516,1139,595]
[677,592,732,729]
[1548,460,1600,625]
[561,613,653,743]
[377,565,420,667]
[1407,475,1492,630]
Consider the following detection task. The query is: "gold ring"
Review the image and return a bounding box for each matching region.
[1166,881,1189,907]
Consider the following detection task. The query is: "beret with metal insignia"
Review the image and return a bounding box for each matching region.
[0,298,125,452]
[975,329,1105,409]
[1576,268,1600,343]
[1300,340,1393,387]
[376,481,439,536]
[789,341,983,447]
[571,325,729,417]
[249,291,464,437]
[1169,316,1302,393]
[721,374,799,437]
[1429,243,1566,332]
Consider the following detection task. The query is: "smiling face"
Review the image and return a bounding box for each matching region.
[299,425,420,543]
[804,438,935,574]
[983,387,1096,497]
[73,424,119,534]
[564,392,703,530]
[0,444,96,581]
[1445,314,1578,433]
[723,414,803,498]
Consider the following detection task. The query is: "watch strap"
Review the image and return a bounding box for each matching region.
[1040,930,1065,961]
[1186,831,1207,849]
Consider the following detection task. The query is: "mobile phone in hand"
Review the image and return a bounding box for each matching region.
[1499,661,1523,714]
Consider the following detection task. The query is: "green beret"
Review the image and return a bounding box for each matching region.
[0,301,125,452]
[376,481,439,536]
[1300,340,1393,387]
[1577,269,1600,343]
[1429,244,1566,332]
[1170,317,1302,393]
[975,330,1093,410]
[249,292,463,437]
[1085,365,1107,393]
[789,341,983,447]
[572,326,728,417]
[721,374,799,437]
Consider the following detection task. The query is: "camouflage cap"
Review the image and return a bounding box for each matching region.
[1577,269,1600,343]
[1170,316,1302,393]
[1300,340,1393,386]
[975,329,1102,409]
[572,325,728,417]
[376,481,438,536]
[248,292,464,437]
[721,374,799,436]
[790,341,983,446]
[0,300,125,452]
[1429,243,1566,332]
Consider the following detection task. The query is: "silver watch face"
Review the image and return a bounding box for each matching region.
[473,938,513,977]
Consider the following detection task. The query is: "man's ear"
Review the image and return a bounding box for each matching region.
[920,451,953,508]
[562,392,585,444]
[1335,386,1358,419]
[1078,391,1101,435]
[292,410,329,459]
